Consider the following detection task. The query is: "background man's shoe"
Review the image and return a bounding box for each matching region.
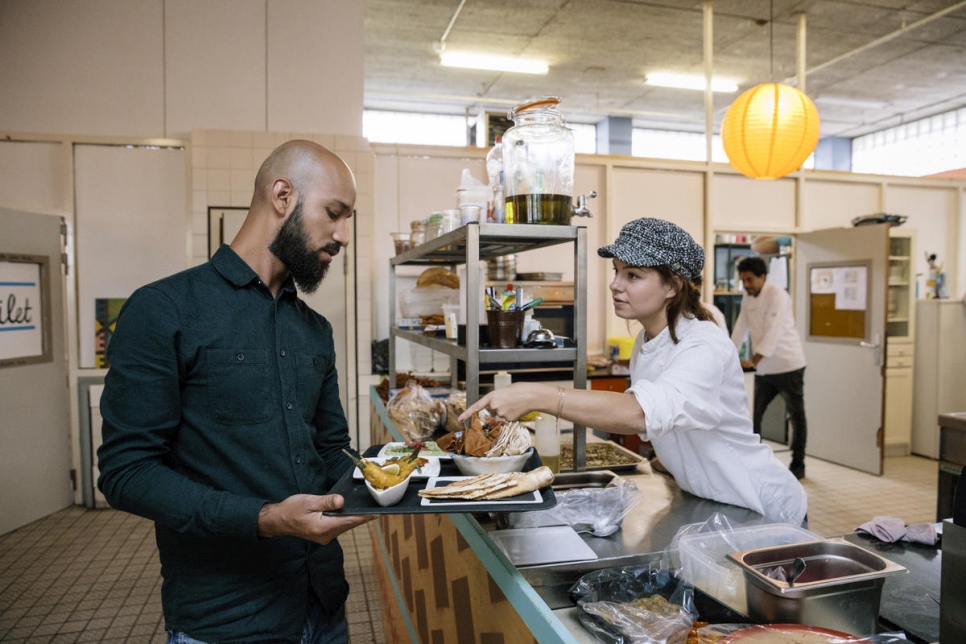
[790,462,805,480]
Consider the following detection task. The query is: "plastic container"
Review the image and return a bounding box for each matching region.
[390,232,410,255]
[399,287,459,318]
[502,97,574,225]
[486,140,505,223]
[440,209,461,234]
[460,204,481,225]
[676,523,821,614]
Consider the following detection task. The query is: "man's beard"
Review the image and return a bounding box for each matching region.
[268,199,340,294]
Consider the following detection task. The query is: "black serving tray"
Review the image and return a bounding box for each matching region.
[324,445,558,515]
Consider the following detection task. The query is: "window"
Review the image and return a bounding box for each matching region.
[633,129,728,163]
[852,108,966,176]
[363,111,468,146]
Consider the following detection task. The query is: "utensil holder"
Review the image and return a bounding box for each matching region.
[486,309,524,348]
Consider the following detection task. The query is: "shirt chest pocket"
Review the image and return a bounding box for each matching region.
[296,352,333,423]
[207,349,273,425]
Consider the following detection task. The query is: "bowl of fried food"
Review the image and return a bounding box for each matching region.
[364,476,411,507]
[343,446,424,507]
[447,413,534,476]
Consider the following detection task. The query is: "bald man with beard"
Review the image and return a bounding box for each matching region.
[98,140,371,644]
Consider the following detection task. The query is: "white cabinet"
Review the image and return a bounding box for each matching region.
[884,231,916,455]
[913,300,966,458]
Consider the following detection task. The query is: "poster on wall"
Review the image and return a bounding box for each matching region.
[0,254,52,368]
[94,298,126,368]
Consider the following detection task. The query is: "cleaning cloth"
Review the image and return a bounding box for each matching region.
[854,516,939,546]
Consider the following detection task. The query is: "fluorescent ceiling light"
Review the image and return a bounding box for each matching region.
[645,72,738,93]
[439,52,549,75]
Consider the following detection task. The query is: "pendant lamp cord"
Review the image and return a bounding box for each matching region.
[769,0,775,80]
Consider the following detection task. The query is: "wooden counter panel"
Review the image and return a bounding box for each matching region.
[371,512,538,644]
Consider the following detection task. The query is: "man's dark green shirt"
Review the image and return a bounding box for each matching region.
[97,245,352,643]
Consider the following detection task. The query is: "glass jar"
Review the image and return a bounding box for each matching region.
[426,213,444,240]
[502,97,574,225]
[409,219,426,246]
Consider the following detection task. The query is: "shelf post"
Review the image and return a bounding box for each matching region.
[572,226,588,471]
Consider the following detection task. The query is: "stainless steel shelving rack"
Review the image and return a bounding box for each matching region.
[389,222,588,470]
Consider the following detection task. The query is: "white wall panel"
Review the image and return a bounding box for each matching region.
[608,167,704,340]
[610,167,704,239]
[0,0,164,137]
[165,0,266,138]
[74,145,187,368]
[886,185,959,296]
[802,180,881,231]
[713,174,796,231]
[0,141,65,213]
[267,0,364,136]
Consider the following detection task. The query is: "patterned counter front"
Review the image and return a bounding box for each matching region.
[368,387,575,644]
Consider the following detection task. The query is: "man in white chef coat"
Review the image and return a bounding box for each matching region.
[731,256,808,479]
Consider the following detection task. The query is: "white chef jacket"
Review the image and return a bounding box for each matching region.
[707,303,728,332]
[730,281,806,376]
[627,315,807,525]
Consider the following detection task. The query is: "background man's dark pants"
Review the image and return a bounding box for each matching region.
[753,367,807,476]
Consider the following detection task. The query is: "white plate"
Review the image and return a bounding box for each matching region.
[489,526,598,567]
[352,457,441,481]
[377,441,451,459]
[419,476,544,507]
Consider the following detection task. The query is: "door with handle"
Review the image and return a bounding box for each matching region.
[795,224,889,474]
[0,209,72,534]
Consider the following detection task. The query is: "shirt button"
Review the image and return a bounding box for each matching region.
[286,402,293,410]
[236,353,245,361]
[295,455,301,464]
[280,349,286,357]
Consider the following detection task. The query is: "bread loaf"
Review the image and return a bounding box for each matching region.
[416,267,459,289]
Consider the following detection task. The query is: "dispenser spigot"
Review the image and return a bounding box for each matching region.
[571,190,597,218]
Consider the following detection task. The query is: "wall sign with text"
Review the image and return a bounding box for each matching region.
[0,254,52,368]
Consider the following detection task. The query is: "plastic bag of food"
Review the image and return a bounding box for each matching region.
[443,390,466,433]
[386,381,444,441]
[570,561,697,644]
[506,476,642,537]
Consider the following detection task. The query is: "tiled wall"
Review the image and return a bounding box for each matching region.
[188,129,375,446]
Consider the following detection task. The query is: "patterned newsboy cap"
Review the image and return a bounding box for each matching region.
[597,217,704,280]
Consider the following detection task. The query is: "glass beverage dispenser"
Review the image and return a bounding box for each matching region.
[503,97,594,224]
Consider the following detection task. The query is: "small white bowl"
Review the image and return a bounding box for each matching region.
[450,449,532,476]
[364,475,411,507]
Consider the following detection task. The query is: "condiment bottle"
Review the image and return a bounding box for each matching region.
[534,413,560,473]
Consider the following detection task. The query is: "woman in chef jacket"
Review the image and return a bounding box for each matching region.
[460,217,807,526]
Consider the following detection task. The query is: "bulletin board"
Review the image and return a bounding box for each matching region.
[807,262,869,340]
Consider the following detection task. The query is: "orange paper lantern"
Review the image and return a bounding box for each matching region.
[721,82,820,180]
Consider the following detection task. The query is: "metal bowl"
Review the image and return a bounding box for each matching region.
[523,328,555,348]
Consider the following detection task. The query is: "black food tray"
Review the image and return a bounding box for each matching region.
[324,445,558,515]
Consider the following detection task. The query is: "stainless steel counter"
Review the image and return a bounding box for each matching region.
[492,461,773,609]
